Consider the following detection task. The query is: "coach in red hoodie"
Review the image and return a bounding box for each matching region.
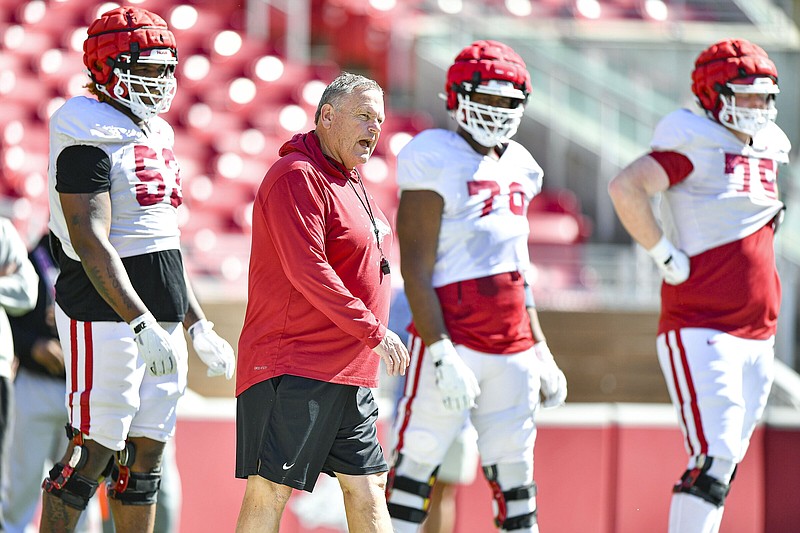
[234,73,409,533]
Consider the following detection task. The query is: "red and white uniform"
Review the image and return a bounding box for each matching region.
[650,108,789,463]
[392,129,543,468]
[400,130,540,289]
[400,128,541,355]
[48,96,188,451]
[49,97,182,262]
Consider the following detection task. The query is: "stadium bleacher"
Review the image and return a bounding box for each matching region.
[4,2,800,532]
[0,0,435,289]
[0,0,765,260]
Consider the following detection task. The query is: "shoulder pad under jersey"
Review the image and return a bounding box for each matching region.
[146,115,175,145]
[503,139,543,177]
[396,129,455,190]
[52,96,145,144]
[751,121,791,164]
[650,108,716,152]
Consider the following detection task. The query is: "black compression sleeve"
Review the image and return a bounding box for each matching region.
[55,145,112,194]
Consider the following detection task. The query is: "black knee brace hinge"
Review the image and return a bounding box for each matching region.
[41,427,99,510]
[483,465,538,530]
[673,462,733,508]
[385,455,438,524]
[107,441,162,505]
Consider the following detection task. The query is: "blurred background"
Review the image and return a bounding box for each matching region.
[2,1,800,531]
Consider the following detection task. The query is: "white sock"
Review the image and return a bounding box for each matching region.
[390,517,421,533]
[668,493,724,533]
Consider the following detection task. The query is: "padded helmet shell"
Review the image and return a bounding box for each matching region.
[83,7,178,120]
[445,40,532,111]
[691,38,778,118]
[445,40,531,146]
[84,6,177,86]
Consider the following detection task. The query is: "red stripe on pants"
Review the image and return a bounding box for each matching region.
[395,334,426,455]
[79,321,93,434]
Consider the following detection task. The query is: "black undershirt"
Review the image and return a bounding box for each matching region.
[53,145,187,322]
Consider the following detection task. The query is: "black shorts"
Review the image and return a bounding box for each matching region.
[235,375,388,492]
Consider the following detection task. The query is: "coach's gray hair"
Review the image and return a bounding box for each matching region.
[314,72,383,125]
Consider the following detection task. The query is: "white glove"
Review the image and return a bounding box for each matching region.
[647,235,690,285]
[189,319,236,380]
[534,341,567,409]
[131,312,178,377]
[428,339,480,412]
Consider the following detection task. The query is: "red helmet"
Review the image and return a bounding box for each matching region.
[691,39,778,121]
[445,40,531,147]
[84,6,178,120]
[445,40,531,111]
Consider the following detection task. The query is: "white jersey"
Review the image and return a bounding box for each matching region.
[397,129,543,288]
[48,96,182,261]
[651,109,788,256]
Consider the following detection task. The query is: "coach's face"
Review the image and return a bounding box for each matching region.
[318,89,385,170]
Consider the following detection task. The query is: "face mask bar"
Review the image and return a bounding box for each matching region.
[718,92,777,137]
[454,93,525,148]
[99,51,178,121]
[718,77,779,136]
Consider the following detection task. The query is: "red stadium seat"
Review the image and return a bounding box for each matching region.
[0,70,54,111]
[527,188,593,244]
[32,48,85,96]
[1,24,57,61]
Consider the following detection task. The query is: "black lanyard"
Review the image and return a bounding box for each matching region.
[348,171,391,275]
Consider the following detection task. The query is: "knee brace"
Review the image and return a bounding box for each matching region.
[41,427,105,510]
[42,461,99,511]
[108,441,162,505]
[673,456,735,508]
[483,464,538,531]
[385,454,438,524]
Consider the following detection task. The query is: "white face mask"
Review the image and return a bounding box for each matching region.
[453,93,525,148]
[718,77,779,137]
[99,49,178,121]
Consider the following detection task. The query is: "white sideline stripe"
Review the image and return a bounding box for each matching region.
[535,403,679,427]
[177,388,236,420]
[774,359,800,408]
[176,391,800,429]
[763,406,800,428]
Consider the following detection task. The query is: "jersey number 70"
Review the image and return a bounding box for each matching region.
[467,181,527,216]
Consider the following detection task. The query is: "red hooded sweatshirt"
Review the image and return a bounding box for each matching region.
[236,132,392,394]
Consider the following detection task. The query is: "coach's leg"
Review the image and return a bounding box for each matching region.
[338,471,393,533]
[236,475,292,533]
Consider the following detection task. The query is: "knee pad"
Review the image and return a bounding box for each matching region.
[673,456,734,508]
[385,453,438,524]
[42,461,100,510]
[107,441,162,505]
[483,463,538,531]
[41,429,104,511]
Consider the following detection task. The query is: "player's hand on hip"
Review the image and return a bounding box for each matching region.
[428,338,480,412]
[131,312,178,377]
[189,319,236,380]
[647,235,690,285]
[373,330,410,377]
[534,342,567,409]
